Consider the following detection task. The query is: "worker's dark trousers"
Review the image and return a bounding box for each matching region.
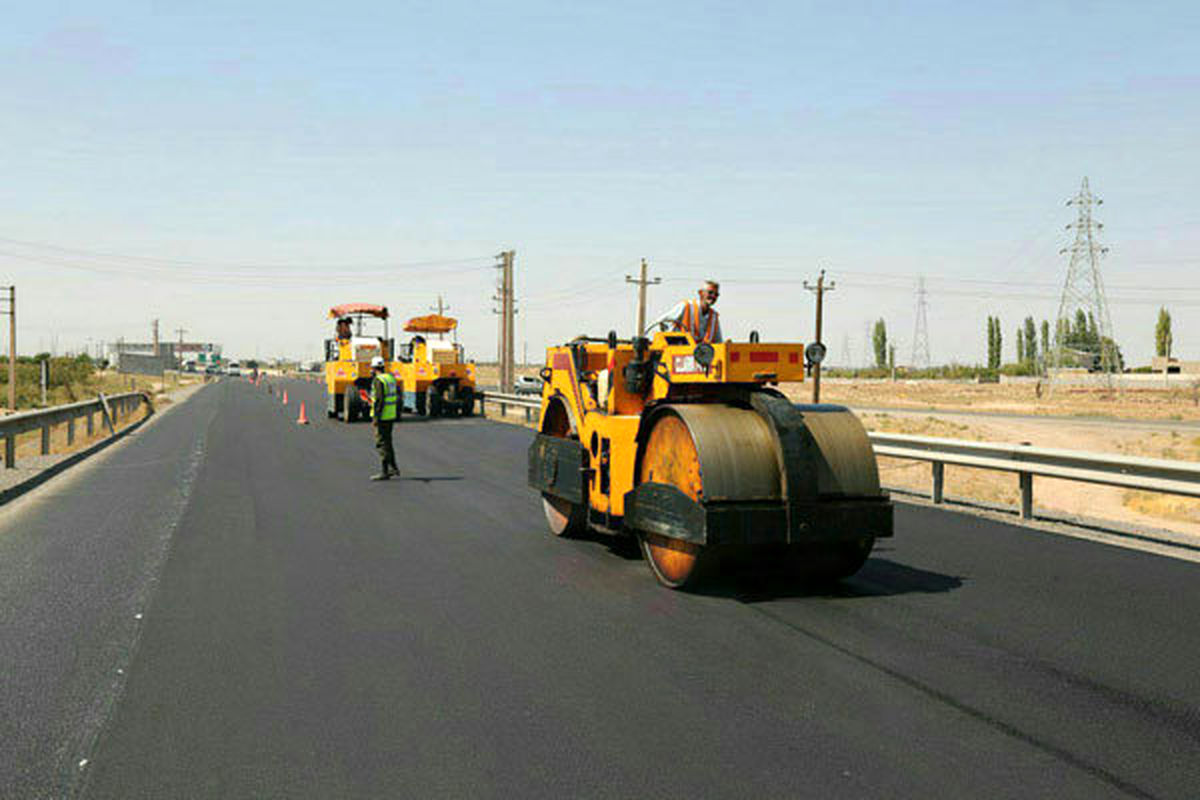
[375,421,398,472]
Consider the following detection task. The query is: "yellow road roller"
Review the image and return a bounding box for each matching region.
[324,303,401,422]
[394,314,478,417]
[527,330,893,588]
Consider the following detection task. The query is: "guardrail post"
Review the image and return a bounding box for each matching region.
[67,418,75,446]
[524,407,531,422]
[1019,472,1033,519]
[4,435,13,469]
[931,461,944,504]
[87,412,94,436]
[41,424,51,455]
[500,401,508,416]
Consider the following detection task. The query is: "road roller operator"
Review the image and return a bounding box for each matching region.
[647,279,723,343]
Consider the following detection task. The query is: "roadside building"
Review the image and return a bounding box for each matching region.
[1151,356,1200,375]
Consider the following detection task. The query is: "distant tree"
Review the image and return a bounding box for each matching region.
[872,319,888,368]
[1023,317,1037,364]
[1156,307,1173,358]
[1015,327,1024,365]
[993,319,1002,370]
[1040,319,1050,361]
[985,317,995,368]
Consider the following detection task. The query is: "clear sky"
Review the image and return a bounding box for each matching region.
[2,1,1197,366]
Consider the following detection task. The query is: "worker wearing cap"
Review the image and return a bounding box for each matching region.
[369,356,400,480]
[647,279,723,343]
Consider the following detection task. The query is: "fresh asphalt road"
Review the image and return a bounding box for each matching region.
[2,378,1198,799]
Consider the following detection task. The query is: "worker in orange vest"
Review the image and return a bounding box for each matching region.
[647,279,723,343]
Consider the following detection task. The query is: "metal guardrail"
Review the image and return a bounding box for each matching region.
[478,393,1200,521]
[868,432,1200,519]
[478,391,541,422]
[1,392,149,469]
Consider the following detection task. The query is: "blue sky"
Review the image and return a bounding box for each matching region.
[1,1,1197,364]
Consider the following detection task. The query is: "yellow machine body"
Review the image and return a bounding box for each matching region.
[528,330,893,588]
[393,337,478,417]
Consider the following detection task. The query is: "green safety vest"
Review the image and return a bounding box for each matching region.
[373,373,398,421]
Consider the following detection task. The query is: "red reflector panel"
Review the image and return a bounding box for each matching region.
[789,352,799,364]
[552,353,571,370]
[749,351,779,363]
[730,351,741,363]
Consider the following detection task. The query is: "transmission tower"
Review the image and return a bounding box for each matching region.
[1052,177,1116,379]
[910,275,931,368]
[838,332,852,369]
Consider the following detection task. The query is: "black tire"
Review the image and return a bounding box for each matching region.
[460,388,475,417]
[427,386,443,417]
[343,385,357,423]
[415,391,427,416]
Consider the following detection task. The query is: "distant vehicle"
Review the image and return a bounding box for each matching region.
[183,360,198,373]
[204,365,219,375]
[226,361,242,377]
[514,375,543,395]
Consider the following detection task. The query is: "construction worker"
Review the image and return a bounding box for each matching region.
[647,279,723,343]
[369,356,400,480]
[336,317,352,340]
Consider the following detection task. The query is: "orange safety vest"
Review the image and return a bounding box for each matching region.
[677,300,719,343]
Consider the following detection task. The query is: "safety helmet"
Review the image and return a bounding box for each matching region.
[370,356,385,369]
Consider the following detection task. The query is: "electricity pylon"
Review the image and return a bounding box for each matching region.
[910,276,931,368]
[1052,177,1116,382]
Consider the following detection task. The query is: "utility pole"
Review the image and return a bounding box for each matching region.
[625,258,661,336]
[430,295,450,340]
[175,327,187,371]
[494,251,516,392]
[803,269,835,403]
[152,318,160,356]
[2,286,13,411]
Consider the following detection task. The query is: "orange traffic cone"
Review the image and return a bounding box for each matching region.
[282,390,288,405]
[296,401,310,425]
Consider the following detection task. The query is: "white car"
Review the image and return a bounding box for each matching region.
[514,375,543,395]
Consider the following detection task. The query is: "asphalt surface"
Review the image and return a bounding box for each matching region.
[2,377,1199,799]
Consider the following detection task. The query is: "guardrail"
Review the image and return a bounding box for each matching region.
[477,393,1200,521]
[868,432,1200,519]
[478,391,541,422]
[1,392,149,469]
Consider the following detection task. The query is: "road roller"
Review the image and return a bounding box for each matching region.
[527,330,892,589]
[394,313,478,417]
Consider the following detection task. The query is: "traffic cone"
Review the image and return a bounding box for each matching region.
[282,390,288,405]
[296,401,310,425]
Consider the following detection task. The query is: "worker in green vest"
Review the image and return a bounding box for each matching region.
[369,356,400,480]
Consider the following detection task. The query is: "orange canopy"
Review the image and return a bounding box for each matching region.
[329,303,388,319]
[403,313,458,333]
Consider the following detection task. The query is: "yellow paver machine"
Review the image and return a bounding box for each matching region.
[527,330,893,589]
[324,303,399,422]
[394,314,478,417]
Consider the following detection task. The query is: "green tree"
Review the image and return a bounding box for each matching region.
[1015,327,1024,365]
[993,318,1002,370]
[985,316,995,368]
[1023,317,1037,364]
[1040,319,1050,361]
[1156,307,1173,358]
[872,319,888,368]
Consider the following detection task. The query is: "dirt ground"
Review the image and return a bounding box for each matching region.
[799,377,1200,422]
